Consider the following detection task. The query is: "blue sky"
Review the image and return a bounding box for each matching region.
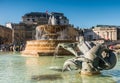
[0,0,120,28]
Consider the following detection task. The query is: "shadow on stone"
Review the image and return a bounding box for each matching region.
[31,74,63,81]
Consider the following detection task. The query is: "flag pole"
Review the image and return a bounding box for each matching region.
[46,10,48,19]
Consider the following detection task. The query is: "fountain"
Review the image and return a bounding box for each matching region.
[21,25,78,57]
[55,36,117,75]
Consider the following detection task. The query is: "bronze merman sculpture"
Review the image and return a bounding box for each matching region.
[54,36,117,75]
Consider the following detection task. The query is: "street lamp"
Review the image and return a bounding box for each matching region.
[12,26,14,44]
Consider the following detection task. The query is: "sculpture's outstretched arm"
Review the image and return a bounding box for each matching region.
[63,46,78,57]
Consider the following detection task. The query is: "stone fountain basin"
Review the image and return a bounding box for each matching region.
[21,40,76,57]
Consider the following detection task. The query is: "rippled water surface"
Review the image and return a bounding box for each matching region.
[0,52,120,83]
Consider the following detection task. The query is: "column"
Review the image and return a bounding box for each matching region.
[114,31,117,40]
[110,31,112,40]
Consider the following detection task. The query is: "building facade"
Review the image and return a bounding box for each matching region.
[84,25,119,41]
[22,12,69,26]
[93,25,118,41]
[0,25,12,44]
[22,12,49,25]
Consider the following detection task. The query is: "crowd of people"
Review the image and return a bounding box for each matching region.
[0,43,25,52]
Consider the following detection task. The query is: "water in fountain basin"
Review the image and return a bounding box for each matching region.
[0,52,119,83]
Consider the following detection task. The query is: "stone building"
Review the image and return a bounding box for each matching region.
[22,12,69,26]
[93,25,118,41]
[84,25,119,41]
[0,25,12,44]
[22,12,49,25]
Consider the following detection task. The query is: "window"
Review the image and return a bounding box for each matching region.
[27,19,30,21]
[32,19,35,22]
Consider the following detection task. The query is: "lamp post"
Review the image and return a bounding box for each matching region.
[12,26,15,44]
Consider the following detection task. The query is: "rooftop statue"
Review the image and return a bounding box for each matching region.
[54,36,117,75]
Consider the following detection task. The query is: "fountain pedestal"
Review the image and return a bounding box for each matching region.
[80,62,100,75]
